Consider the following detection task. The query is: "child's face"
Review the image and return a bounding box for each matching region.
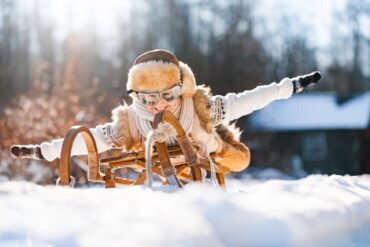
[146,97,181,114]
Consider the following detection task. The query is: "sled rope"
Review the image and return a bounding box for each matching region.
[144,132,154,188]
[144,122,218,187]
[144,122,177,188]
[192,141,218,186]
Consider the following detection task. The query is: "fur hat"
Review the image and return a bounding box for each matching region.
[127,49,196,97]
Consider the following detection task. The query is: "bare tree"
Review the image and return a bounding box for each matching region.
[327,0,370,95]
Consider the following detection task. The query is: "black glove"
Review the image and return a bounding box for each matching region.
[292,71,321,93]
[10,144,45,160]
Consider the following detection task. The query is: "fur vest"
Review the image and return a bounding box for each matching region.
[111,85,250,172]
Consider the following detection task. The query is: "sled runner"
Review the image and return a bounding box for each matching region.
[58,110,226,188]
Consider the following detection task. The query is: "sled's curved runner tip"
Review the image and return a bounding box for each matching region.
[58,111,226,189]
[59,126,104,186]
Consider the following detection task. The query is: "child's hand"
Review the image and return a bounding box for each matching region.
[10,145,45,160]
[292,71,321,93]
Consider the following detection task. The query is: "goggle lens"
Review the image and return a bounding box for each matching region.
[137,84,181,106]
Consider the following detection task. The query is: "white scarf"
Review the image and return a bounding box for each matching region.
[133,97,194,146]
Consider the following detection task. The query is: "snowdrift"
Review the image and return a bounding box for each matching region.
[1,174,370,247]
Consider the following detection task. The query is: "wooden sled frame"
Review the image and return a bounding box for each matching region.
[58,110,226,188]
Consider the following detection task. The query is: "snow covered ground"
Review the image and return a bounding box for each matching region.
[1,174,370,247]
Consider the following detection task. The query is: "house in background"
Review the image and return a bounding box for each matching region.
[242,91,370,175]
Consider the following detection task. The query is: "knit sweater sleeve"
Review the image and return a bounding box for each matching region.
[40,123,121,162]
[211,78,293,124]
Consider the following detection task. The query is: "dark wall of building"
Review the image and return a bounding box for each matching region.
[303,130,361,175]
[360,128,370,173]
[243,129,364,175]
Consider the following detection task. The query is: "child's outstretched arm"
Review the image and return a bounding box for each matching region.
[11,124,117,161]
[212,71,321,123]
[11,105,133,162]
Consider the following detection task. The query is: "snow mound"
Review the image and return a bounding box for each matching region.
[1,175,370,247]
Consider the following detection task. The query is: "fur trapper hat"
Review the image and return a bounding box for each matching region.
[127,49,196,97]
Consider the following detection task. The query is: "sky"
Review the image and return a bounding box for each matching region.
[254,0,339,46]
[17,0,130,37]
[15,0,344,47]
[13,0,369,71]
[16,0,131,60]
[253,0,348,67]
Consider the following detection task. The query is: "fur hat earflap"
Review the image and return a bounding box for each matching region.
[127,49,196,97]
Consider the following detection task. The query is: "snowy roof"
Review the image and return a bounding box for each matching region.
[248,91,370,131]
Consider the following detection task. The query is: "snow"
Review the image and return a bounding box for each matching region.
[249,92,370,131]
[1,175,370,247]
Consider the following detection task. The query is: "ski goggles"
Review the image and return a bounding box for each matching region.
[131,84,182,106]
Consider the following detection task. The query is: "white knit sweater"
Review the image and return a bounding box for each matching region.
[40,78,293,161]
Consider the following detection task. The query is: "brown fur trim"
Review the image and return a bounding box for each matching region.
[111,104,134,151]
[214,124,251,172]
[179,61,196,96]
[192,85,213,133]
[127,61,181,92]
[127,60,196,97]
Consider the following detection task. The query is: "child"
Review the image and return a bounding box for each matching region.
[11,49,321,172]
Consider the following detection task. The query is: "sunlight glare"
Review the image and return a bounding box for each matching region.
[19,0,131,41]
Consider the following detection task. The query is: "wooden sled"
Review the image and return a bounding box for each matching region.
[58,110,226,188]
